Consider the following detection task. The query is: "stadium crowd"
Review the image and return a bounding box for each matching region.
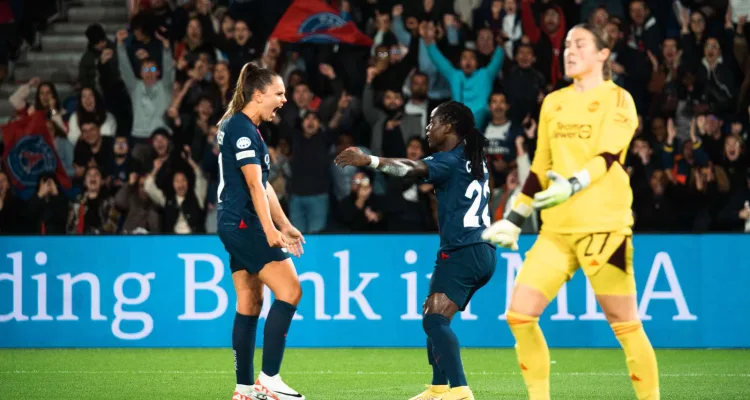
[1,0,750,235]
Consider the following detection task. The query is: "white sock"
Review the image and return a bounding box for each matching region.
[235,384,253,395]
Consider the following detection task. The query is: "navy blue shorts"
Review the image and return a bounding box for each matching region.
[428,243,497,311]
[218,227,290,274]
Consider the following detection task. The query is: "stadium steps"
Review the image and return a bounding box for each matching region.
[0,0,127,123]
[68,7,129,24]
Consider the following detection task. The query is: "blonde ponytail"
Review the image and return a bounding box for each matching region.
[218,62,278,125]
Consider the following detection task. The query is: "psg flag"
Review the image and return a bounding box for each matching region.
[2,111,71,199]
[271,0,373,46]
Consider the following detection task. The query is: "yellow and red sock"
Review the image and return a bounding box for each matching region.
[612,321,660,400]
[506,311,550,400]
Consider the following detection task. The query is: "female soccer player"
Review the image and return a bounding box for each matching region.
[483,24,660,400]
[216,62,306,400]
[336,101,496,400]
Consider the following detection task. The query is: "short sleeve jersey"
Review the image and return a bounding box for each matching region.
[216,113,271,231]
[422,144,494,252]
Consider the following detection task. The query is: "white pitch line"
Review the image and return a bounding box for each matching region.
[2,370,749,378]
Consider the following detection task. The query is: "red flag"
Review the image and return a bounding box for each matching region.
[271,0,373,47]
[2,111,72,197]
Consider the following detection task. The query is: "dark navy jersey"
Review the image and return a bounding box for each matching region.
[423,144,494,251]
[216,113,270,231]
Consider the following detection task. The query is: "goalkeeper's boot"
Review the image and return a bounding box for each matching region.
[408,384,450,399]
[255,372,304,400]
[444,386,475,400]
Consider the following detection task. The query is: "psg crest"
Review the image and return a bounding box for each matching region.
[6,134,58,187]
[298,12,347,43]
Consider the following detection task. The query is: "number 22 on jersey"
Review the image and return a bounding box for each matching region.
[464,180,490,228]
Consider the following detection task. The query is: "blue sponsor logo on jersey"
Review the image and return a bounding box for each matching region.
[298,12,347,43]
[6,135,58,187]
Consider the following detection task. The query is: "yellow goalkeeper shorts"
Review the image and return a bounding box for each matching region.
[515,230,636,300]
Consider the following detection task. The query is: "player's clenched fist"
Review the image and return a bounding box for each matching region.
[335,147,369,168]
[482,219,521,251]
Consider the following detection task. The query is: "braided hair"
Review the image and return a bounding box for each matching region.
[434,101,488,180]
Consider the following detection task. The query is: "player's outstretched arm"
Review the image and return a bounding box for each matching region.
[334,147,428,179]
[241,164,288,249]
[266,182,305,257]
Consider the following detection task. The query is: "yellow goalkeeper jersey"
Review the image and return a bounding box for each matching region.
[516,80,638,234]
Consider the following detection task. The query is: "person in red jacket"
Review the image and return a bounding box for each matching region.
[521,0,567,91]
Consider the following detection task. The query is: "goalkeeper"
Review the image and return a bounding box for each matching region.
[482,23,659,400]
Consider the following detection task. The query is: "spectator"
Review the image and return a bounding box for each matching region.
[626,0,662,57]
[69,166,117,234]
[606,19,651,112]
[404,71,440,133]
[680,8,708,67]
[115,172,162,234]
[717,172,750,231]
[73,117,115,179]
[484,91,524,184]
[422,20,504,128]
[337,170,387,232]
[392,6,452,101]
[285,111,337,233]
[145,147,207,234]
[503,44,546,123]
[68,86,118,145]
[363,70,423,158]
[218,19,264,80]
[633,169,680,231]
[174,17,214,63]
[279,81,321,128]
[698,37,737,115]
[521,0,566,91]
[384,136,435,231]
[501,0,523,59]
[126,12,164,74]
[110,135,143,190]
[9,78,66,133]
[213,61,233,116]
[79,24,117,91]
[116,28,174,162]
[26,173,69,235]
[0,170,22,234]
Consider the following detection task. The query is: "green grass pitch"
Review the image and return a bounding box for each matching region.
[1,348,748,399]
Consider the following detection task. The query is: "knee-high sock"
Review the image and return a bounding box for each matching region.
[427,337,448,385]
[612,321,660,400]
[423,314,467,388]
[506,311,550,400]
[262,300,296,376]
[233,312,259,386]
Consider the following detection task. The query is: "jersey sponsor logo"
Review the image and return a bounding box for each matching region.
[588,101,600,112]
[424,156,434,161]
[553,122,592,139]
[236,137,252,149]
[613,112,632,127]
[217,130,225,145]
[554,104,563,112]
[264,154,270,166]
[236,150,256,160]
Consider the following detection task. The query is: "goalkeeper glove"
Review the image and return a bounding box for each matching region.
[531,170,584,210]
[482,219,521,251]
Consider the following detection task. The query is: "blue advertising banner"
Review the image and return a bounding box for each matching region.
[1,235,748,348]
